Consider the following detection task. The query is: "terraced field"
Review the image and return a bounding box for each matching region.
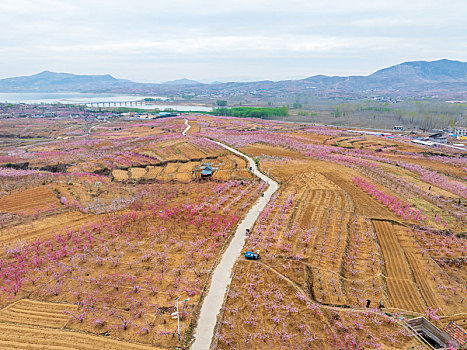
[111,154,252,182]
[245,170,392,308]
[0,323,163,350]
[0,211,98,245]
[372,220,465,317]
[372,220,426,313]
[0,299,76,328]
[0,186,59,215]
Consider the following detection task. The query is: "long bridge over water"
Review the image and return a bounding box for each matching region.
[77,101,147,107]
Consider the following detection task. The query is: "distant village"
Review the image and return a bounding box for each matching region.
[0,103,179,121]
[0,102,465,151]
[347,125,466,151]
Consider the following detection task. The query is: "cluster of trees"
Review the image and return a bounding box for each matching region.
[327,101,466,130]
[213,106,289,118]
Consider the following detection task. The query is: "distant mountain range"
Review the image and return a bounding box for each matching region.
[162,78,202,85]
[0,70,132,92]
[1,59,467,99]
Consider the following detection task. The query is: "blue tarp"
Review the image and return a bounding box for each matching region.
[201,166,213,176]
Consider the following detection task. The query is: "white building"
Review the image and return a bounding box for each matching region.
[454,127,467,136]
[428,133,447,144]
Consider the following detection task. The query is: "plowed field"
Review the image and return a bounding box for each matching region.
[0,299,76,328]
[0,323,163,350]
[0,186,59,215]
[0,211,98,245]
[372,220,426,313]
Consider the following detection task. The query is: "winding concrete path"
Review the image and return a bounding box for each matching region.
[182,118,191,136]
[186,119,279,350]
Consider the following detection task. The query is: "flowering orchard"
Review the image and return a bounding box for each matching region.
[216,261,416,350]
[0,117,227,175]
[196,115,466,349]
[0,115,465,349]
[352,177,426,222]
[214,168,413,348]
[0,180,266,347]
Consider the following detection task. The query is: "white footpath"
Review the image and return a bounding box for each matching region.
[182,118,192,136]
[189,123,279,349]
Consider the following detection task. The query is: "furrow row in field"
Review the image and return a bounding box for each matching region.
[385,277,426,313]
[0,323,160,350]
[372,221,412,280]
[372,220,426,313]
[0,305,71,329]
[0,212,98,246]
[405,252,445,315]
[0,186,59,214]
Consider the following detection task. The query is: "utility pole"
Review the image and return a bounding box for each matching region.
[172,296,190,341]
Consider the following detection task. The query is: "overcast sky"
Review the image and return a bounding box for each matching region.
[1,0,466,83]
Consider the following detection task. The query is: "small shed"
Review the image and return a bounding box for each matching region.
[201,165,213,178]
[407,317,458,349]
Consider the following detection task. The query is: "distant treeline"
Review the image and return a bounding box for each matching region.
[213,106,289,118]
[359,106,393,112]
[327,102,466,130]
